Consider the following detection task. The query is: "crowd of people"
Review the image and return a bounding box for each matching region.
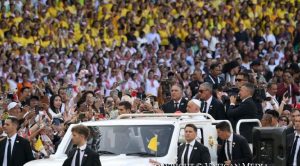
[0,0,300,165]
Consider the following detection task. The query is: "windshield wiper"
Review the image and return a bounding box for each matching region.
[98,150,117,155]
[126,152,156,157]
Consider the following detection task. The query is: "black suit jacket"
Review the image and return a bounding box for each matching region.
[177,141,211,165]
[204,74,225,89]
[0,135,34,166]
[286,126,295,136]
[217,134,252,164]
[63,146,101,166]
[189,80,202,97]
[161,98,188,113]
[208,97,226,120]
[227,97,257,142]
[287,133,300,166]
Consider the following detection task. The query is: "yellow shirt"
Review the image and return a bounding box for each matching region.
[104,36,114,47]
[85,34,95,47]
[0,29,4,41]
[143,25,151,34]
[179,28,189,41]
[59,20,69,29]
[158,29,169,45]
[120,8,129,17]
[47,7,58,18]
[66,5,77,15]
[114,35,127,47]
[13,17,23,25]
[277,9,285,19]
[40,40,51,48]
[38,27,47,37]
[241,19,251,29]
[91,28,99,38]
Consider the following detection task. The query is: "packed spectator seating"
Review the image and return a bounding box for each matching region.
[0,0,299,161]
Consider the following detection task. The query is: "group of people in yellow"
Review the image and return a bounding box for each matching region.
[0,0,298,54]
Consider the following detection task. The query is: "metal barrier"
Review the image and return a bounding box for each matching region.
[236,119,262,135]
[117,113,215,120]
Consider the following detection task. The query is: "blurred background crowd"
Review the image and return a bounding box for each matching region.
[0,0,300,160]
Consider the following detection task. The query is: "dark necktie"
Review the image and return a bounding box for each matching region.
[290,136,299,164]
[202,101,207,113]
[7,138,11,165]
[226,140,232,160]
[184,144,190,164]
[174,102,179,110]
[75,148,81,166]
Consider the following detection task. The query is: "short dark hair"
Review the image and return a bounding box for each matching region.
[71,125,90,139]
[185,124,197,132]
[216,121,231,132]
[291,109,300,114]
[242,82,255,95]
[265,109,279,119]
[210,63,220,70]
[118,101,132,110]
[267,82,277,89]
[237,72,250,82]
[58,87,67,94]
[6,116,19,127]
[274,66,283,72]
[171,83,183,91]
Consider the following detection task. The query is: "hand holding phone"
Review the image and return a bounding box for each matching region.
[284,91,290,98]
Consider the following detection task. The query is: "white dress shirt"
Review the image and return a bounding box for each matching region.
[174,98,182,108]
[204,96,213,113]
[293,133,300,166]
[181,139,196,165]
[71,143,87,166]
[3,133,17,166]
[225,133,233,161]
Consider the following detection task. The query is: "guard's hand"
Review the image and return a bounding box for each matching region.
[230,95,237,104]
[149,159,161,166]
[225,160,231,166]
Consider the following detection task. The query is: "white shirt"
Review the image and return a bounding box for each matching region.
[48,108,62,119]
[204,96,213,113]
[209,36,219,52]
[293,133,300,166]
[263,33,276,46]
[225,133,233,161]
[181,139,196,165]
[145,79,160,97]
[71,143,87,166]
[174,98,182,107]
[145,32,161,44]
[3,133,17,166]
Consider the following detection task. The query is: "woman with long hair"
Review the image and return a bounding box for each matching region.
[48,95,64,125]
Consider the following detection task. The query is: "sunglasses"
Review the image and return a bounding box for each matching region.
[235,78,244,82]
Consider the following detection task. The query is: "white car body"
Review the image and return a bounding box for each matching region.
[25,113,260,166]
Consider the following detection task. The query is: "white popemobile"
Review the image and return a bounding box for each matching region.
[25,113,261,166]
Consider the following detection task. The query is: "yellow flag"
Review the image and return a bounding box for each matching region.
[34,136,44,152]
[147,135,158,152]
